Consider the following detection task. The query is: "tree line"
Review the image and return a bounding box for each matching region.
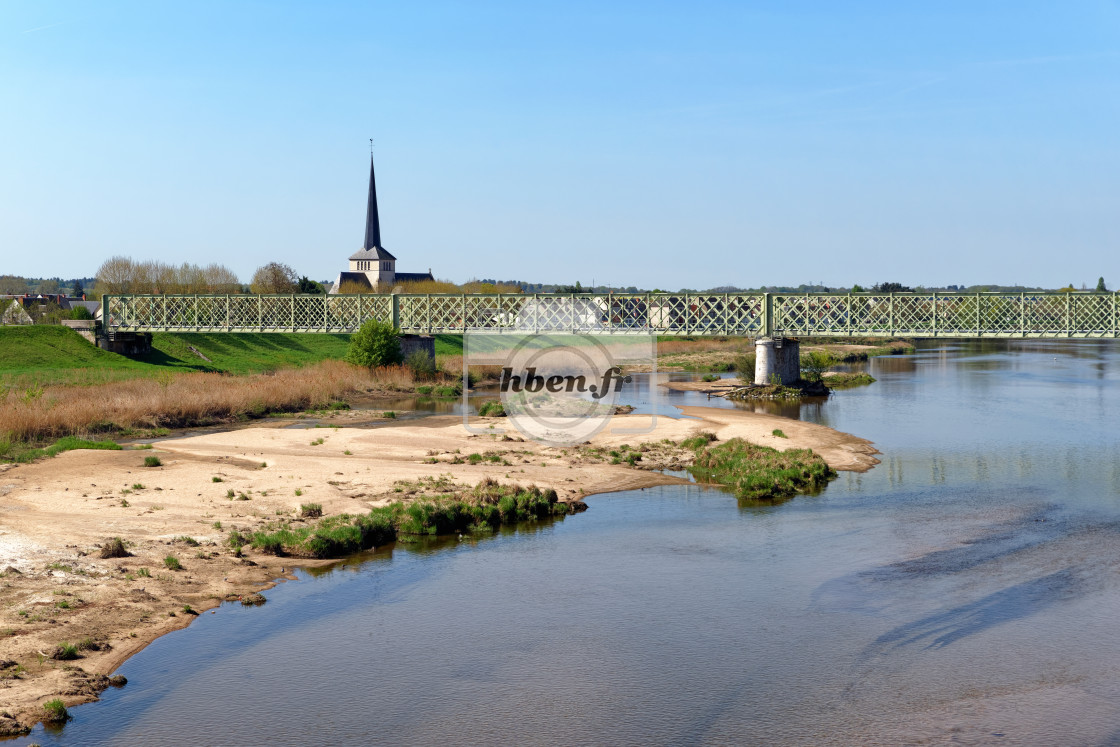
[92,257,324,296]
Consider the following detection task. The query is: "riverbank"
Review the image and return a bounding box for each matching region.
[0,406,877,732]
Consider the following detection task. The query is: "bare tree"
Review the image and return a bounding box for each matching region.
[96,256,137,294]
[250,262,299,294]
[0,275,29,294]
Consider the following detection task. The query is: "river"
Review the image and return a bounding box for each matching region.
[17,340,1120,745]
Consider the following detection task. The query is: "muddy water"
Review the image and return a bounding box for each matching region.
[20,340,1120,745]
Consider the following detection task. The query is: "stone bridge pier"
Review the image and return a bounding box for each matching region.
[754,338,800,385]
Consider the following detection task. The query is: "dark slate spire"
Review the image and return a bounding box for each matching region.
[363,155,382,250]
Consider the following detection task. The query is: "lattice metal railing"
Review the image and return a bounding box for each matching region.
[102,292,1120,338]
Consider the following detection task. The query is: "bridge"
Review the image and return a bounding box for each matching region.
[103,291,1120,339]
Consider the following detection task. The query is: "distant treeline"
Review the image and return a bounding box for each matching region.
[0,276,96,297]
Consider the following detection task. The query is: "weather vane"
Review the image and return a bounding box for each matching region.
[369,138,374,155]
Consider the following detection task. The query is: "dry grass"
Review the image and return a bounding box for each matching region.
[656,338,746,356]
[0,360,417,443]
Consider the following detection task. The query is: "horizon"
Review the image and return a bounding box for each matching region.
[3,1,1119,288]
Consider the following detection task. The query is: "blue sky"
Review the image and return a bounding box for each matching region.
[3,1,1119,289]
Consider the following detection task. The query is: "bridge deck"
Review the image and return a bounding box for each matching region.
[101,292,1120,338]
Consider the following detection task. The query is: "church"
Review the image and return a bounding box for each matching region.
[329,156,434,293]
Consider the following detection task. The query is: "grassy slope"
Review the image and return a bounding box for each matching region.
[0,327,354,384]
[144,332,352,374]
[0,327,151,382]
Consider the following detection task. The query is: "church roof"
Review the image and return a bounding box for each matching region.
[395,271,435,283]
[349,246,397,261]
[334,272,374,290]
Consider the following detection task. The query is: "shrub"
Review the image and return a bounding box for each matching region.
[345,319,402,368]
[51,642,79,660]
[800,351,837,383]
[300,503,323,518]
[143,455,161,468]
[478,400,506,417]
[772,429,787,438]
[43,698,70,723]
[733,351,757,384]
[137,567,151,578]
[405,350,436,378]
[164,555,181,571]
[701,373,719,382]
[99,537,129,559]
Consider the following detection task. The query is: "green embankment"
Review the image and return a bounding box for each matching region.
[0,327,354,385]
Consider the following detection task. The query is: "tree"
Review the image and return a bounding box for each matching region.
[872,282,912,293]
[72,280,84,297]
[345,319,402,368]
[851,284,865,293]
[250,262,299,294]
[0,275,28,295]
[96,255,138,294]
[38,278,60,294]
[298,276,325,294]
[1097,277,1108,292]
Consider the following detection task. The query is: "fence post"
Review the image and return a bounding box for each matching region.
[931,291,938,337]
[358,293,364,331]
[1020,292,1026,337]
[975,292,981,336]
[1065,292,1071,337]
[889,293,895,336]
[226,295,230,331]
[763,293,772,337]
[392,294,401,331]
[257,295,262,330]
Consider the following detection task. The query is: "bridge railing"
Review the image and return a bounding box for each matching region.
[101,291,1120,338]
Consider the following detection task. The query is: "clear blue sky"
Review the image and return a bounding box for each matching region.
[3,1,1119,290]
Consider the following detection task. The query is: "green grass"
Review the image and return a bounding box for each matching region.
[0,435,122,464]
[163,555,181,571]
[771,429,787,438]
[685,437,835,505]
[433,334,463,357]
[0,327,354,386]
[823,372,877,389]
[248,482,580,559]
[42,698,70,723]
[143,455,162,467]
[142,332,353,375]
[0,327,151,385]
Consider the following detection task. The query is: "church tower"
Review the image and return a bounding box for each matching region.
[329,152,435,294]
[348,155,397,287]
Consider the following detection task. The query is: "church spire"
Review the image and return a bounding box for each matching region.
[363,153,382,250]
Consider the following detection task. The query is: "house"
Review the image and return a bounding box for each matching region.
[329,156,434,294]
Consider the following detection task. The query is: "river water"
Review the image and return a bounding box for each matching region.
[18,340,1120,746]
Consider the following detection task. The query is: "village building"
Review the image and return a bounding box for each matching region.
[329,156,434,294]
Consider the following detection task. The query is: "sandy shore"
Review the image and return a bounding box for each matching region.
[0,406,877,733]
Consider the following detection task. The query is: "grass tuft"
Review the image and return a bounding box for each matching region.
[163,555,181,571]
[687,437,835,505]
[42,698,70,723]
[143,455,162,468]
[99,537,129,559]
